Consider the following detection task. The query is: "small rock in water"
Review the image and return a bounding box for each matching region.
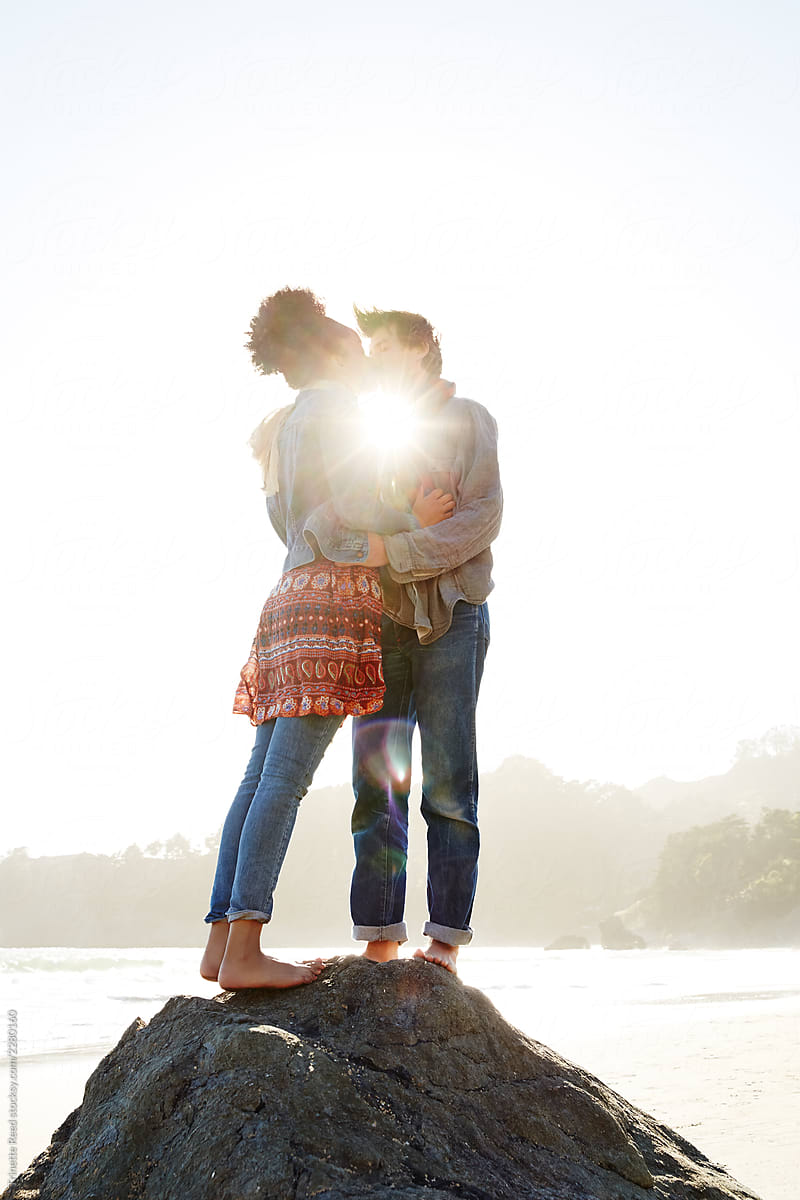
[545,934,591,950]
[600,915,647,950]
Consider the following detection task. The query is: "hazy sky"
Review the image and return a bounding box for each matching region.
[3,2,799,857]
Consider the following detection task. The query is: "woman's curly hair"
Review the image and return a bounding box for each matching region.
[246,287,342,379]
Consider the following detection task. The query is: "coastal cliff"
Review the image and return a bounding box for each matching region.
[3,957,761,1200]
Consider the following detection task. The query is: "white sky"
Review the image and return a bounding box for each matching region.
[3,2,799,856]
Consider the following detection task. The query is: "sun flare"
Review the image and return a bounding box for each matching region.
[357,390,419,455]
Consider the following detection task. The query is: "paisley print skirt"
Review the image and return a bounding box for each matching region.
[232,562,385,723]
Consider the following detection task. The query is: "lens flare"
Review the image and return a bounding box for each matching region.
[357,390,419,454]
[353,717,414,790]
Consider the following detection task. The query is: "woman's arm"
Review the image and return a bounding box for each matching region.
[266,493,288,545]
[299,389,454,562]
[363,488,454,565]
[315,395,421,535]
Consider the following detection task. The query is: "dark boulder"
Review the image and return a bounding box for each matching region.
[3,957,759,1200]
[545,934,591,950]
[600,916,647,950]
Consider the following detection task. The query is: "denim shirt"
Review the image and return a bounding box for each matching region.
[266,383,418,572]
[304,386,502,644]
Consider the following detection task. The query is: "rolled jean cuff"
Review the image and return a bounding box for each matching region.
[424,921,473,946]
[352,922,408,945]
[203,913,227,924]
[227,909,272,924]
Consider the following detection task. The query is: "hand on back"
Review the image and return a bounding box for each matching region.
[365,485,455,568]
[412,484,456,528]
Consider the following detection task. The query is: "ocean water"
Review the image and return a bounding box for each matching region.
[2,946,798,1198]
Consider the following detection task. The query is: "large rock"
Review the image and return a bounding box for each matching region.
[4,957,760,1200]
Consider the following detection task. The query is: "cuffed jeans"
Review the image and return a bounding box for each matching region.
[204,711,343,925]
[350,599,490,946]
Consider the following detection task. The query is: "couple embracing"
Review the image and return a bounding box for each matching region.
[200,287,502,989]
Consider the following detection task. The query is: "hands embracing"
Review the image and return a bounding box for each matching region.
[412,484,456,528]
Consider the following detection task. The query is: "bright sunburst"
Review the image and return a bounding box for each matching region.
[357,390,419,455]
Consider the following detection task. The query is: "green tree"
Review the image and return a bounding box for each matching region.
[736,808,800,920]
[164,833,191,859]
[650,815,750,926]
[735,724,800,761]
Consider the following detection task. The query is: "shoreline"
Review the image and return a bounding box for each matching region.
[1,1042,117,1067]
[4,1050,107,1182]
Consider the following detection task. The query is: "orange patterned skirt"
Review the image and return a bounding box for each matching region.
[232,562,385,723]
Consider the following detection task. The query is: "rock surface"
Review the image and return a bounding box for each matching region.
[3,957,761,1200]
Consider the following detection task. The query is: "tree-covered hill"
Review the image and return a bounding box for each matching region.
[633,807,800,945]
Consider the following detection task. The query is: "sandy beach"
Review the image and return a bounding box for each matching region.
[5,1049,107,1182]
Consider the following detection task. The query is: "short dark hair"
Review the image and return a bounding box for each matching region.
[353,306,442,378]
[246,287,342,380]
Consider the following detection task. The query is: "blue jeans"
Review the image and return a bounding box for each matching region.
[204,712,343,924]
[350,600,490,946]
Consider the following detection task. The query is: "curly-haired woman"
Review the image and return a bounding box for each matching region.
[199,288,453,989]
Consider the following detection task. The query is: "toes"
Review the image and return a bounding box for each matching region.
[412,949,456,972]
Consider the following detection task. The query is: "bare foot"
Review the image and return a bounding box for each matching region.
[218,952,323,990]
[362,940,400,963]
[217,918,323,989]
[413,940,459,974]
[199,920,229,981]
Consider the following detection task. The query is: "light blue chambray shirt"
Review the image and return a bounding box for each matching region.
[303,383,502,645]
[265,381,419,571]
